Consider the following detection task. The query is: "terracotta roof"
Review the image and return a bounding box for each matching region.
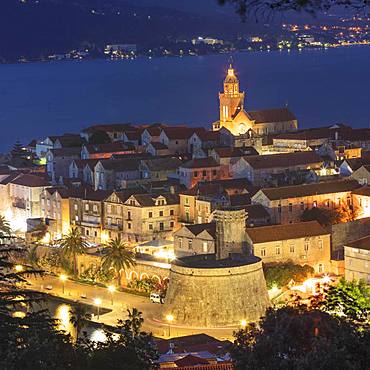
[246,221,329,243]
[124,131,142,140]
[213,147,244,158]
[352,186,370,196]
[185,223,216,238]
[229,193,251,206]
[99,158,141,172]
[0,172,22,185]
[244,151,323,170]
[57,134,84,148]
[258,179,361,200]
[50,147,81,157]
[247,108,296,123]
[149,142,168,150]
[10,174,49,187]
[175,354,210,367]
[343,158,370,172]
[181,157,219,169]
[142,157,183,171]
[347,235,370,251]
[130,193,179,207]
[195,130,220,141]
[84,142,132,154]
[72,159,100,169]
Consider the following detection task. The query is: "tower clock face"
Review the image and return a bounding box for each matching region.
[238,123,248,134]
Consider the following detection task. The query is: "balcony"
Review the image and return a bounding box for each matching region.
[81,215,101,227]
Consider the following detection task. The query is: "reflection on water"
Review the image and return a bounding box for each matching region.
[44,298,109,342]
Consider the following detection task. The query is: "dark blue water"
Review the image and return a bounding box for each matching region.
[0,46,369,152]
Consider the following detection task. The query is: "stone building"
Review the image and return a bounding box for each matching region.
[212,64,298,136]
[252,179,361,224]
[344,236,370,283]
[246,221,331,274]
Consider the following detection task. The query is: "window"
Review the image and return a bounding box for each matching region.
[212,170,217,176]
[159,222,164,231]
[202,170,207,177]
[85,229,90,236]
[318,239,323,250]
[74,204,78,211]
[148,211,153,218]
[304,242,309,252]
[188,239,193,250]
[85,203,89,211]
[159,211,164,217]
[276,246,281,255]
[93,204,98,212]
[116,218,121,225]
[313,201,317,208]
[288,203,293,212]
[127,211,131,220]
[107,217,112,226]
[318,264,324,273]
[128,222,131,230]
[170,221,174,228]
[278,204,282,214]
[185,210,190,222]
[94,231,98,237]
[185,197,189,205]
[325,200,330,208]
[203,242,208,253]
[300,202,304,210]
[75,215,79,221]
[170,209,174,216]
[290,244,295,253]
[107,205,112,213]
[179,238,183,248]
[194,171,198,178]
[148,223,153,230]
[261,248,266,257]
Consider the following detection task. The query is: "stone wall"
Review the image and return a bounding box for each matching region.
[163,256,270,327]
[331,216,370,254]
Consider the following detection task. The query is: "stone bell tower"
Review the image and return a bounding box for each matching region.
[219,64,245,122]
[214,207,247,260]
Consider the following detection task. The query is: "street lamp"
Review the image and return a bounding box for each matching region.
[166,314,174,338]
[14,264,24,273]
[107,285,116,305]
[94,298,102,320]
[240,319,247,329]
[60,274,67,294]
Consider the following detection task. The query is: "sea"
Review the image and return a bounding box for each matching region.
[0,46,369,152]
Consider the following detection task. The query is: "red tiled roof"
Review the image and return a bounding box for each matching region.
[181,157,219,169]
[347,235,370,251]
[185,223,216,238]
[258,179,361,200]
[82,123,134,134]
[244,151,323,170]
[352,186,370,196]
[11,174,49,187]
[246,221,329,243]
[247,108,296,123]
[175,354,210,367]
[162,127,205,140]
[85,142,132,154]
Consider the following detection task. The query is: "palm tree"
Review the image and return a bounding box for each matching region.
[101,236,135,287]
[69,303,92,341]
[0,215,11,238]
[26,245,39,268]
[60,227,88,277]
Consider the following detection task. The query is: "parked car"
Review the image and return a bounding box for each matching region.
[150,292,164,304]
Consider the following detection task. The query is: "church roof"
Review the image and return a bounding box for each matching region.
[247,108,296,123]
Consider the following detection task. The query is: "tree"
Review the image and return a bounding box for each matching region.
[321,278,370,326]
[232,306,369,370]
[0,215,11,237]
[60,227,88,277]
[101,236,135,287]
[263,262,314,289]
[217,0,369,18]
[69,303,92,342]
[10,139,25,158]
[301,207,340,226]
[26,245,39,268]
[88,308,158,370]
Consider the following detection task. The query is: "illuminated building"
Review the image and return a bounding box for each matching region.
[212,64,298,136]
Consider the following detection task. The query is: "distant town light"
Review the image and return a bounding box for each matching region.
[15,265,23,272]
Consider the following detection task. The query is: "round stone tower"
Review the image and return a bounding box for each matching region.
[213,207,247,260]
[163,254,270,328]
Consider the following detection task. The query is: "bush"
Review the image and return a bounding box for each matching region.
[264,262,314,289]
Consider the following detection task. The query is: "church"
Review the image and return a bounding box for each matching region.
[212,64,298,136]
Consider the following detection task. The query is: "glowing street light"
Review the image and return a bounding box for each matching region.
[94,298,102,320]
[14,265,24,273]
[107,285,116,305]
[60,274,67,294]
[166,314,174,338]
[240,319,247,329]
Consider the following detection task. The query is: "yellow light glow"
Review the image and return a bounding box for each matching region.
[227,68,234,77]
[240,319,247,328]
[60,274,67,282]
[101,231,109,243]
[94,298,102,306]
[90,329,107,342]
[15,264,24,272]
[41,232,51,245]
[107,285,116,293]
[166,314,174,323]
[56,304,72,333]
[153,249,175,260]
[13,311,26,318]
